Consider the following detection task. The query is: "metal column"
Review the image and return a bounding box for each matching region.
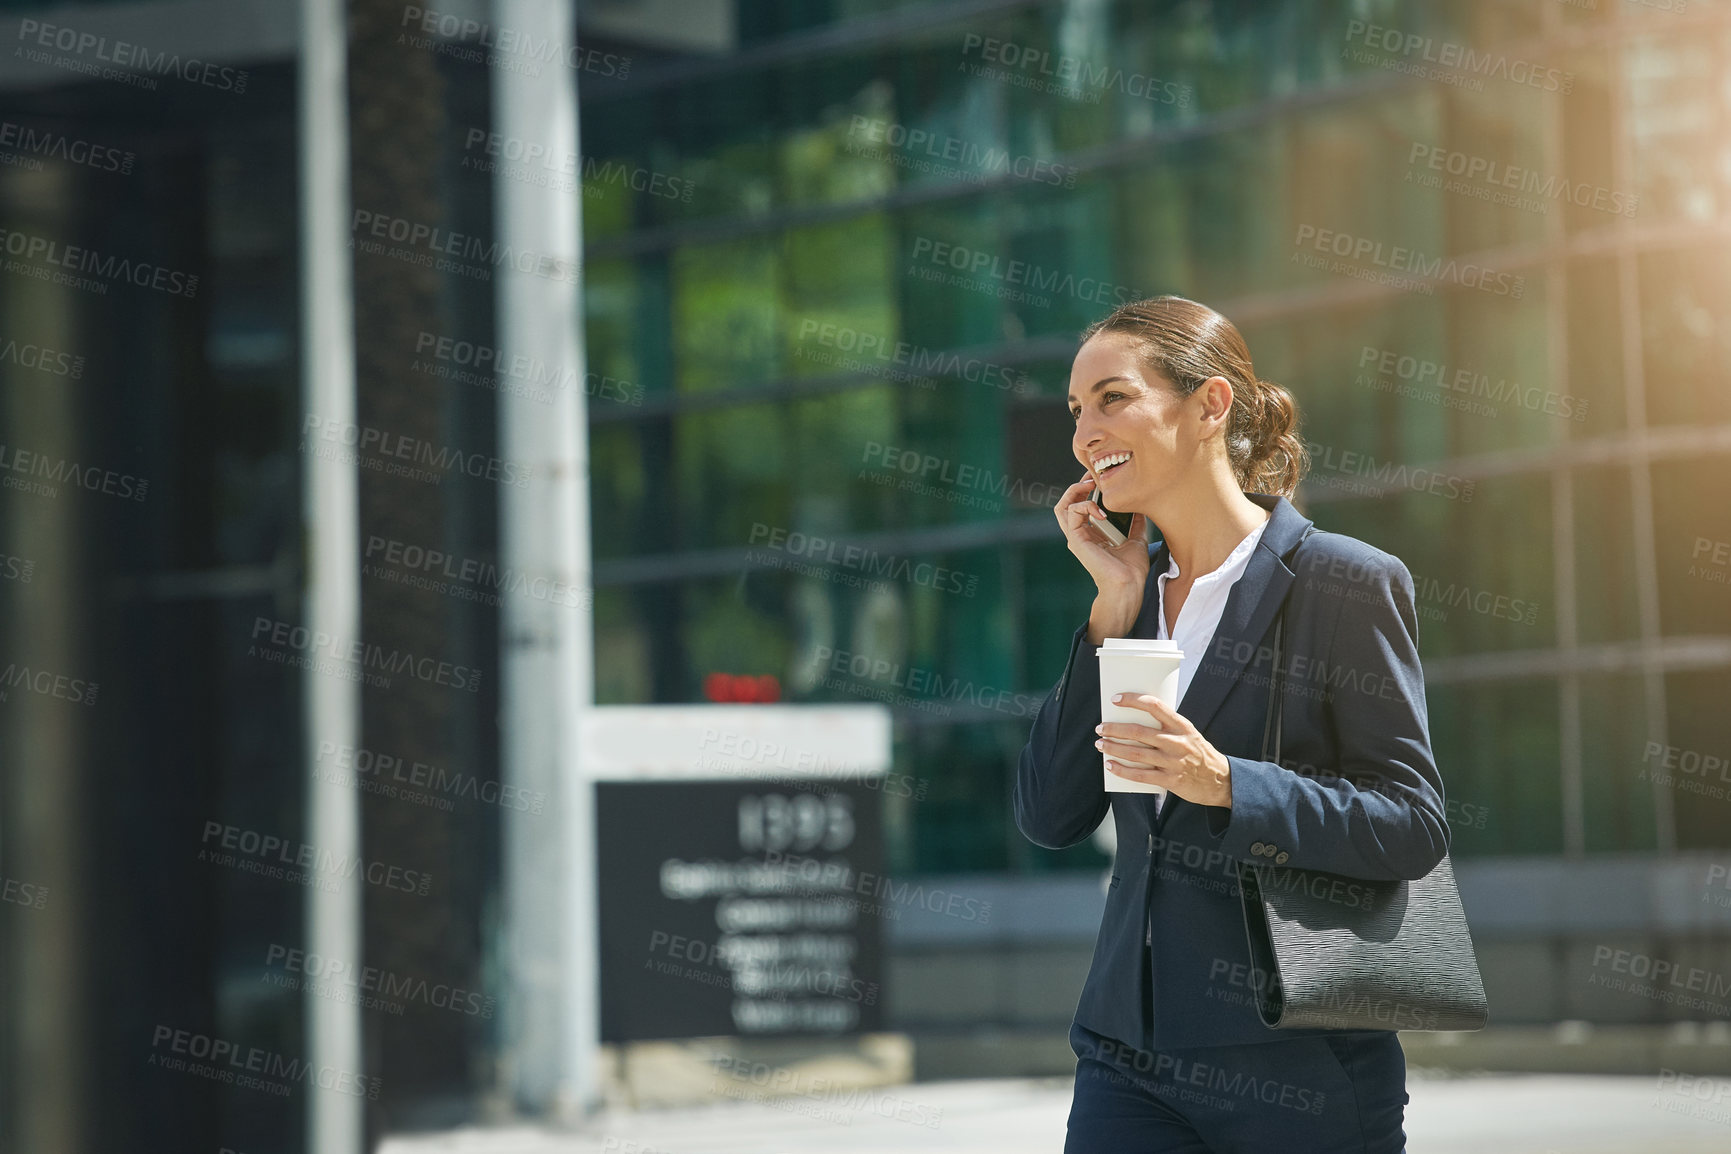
[492,0,599,1120]
[298,0,364,1151]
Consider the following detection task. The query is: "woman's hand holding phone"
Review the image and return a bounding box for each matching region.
[1055,475,1149,645]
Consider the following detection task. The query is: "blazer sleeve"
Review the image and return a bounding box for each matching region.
[1202,550,1450,881]
[1014,621,1111,850]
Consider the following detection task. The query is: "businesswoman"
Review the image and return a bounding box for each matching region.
[1016,296,1449,1153]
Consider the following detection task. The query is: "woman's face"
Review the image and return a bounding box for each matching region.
[1068,331,1206,514]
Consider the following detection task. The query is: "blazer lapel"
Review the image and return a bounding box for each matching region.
[1150,494,1312,830]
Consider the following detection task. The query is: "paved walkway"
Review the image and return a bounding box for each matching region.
[381,1071,1731,1153]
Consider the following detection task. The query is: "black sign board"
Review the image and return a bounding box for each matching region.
[597,780,885,1042]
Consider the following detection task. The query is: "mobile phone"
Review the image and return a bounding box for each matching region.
[1090,488,1136,546]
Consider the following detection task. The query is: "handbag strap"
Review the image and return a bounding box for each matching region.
[1259,613,1284,764]
[1259,524,1316,765]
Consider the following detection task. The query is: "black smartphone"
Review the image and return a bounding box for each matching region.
[1090,488,1136,546]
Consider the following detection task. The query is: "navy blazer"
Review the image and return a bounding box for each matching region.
[1015,492,1450,1051]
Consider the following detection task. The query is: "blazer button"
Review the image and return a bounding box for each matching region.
[1260,844,1276,857]
[1250,841,1266,854]
[1275,851,1289,864]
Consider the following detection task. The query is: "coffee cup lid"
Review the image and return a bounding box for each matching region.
[1097,638,1181,653]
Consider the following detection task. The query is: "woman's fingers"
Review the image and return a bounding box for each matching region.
[1056,476,1123,537]
[1110,694,1191,733]
[1098,737,1147,764]
[1139,696,1194,735]
[1105,758,1167,785]
[1055,475,1149,616]
[1056,478,1106,538]
[1053,477,1094,516]
[1097,735,1176,767]
[1096,721,1165,746]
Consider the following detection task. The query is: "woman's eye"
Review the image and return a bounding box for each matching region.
[1070,393,1124,420]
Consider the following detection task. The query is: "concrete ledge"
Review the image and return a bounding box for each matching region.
[906,1023,1731,1082]
[598,1032,913,1110]
[911,1029,1081,1081]
[888,873,1105,947]
[1456,853,1731,937]
[1401,1021,1731,1076]
[888,854,1731,948]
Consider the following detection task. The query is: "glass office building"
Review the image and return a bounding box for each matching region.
[580,0,1731,878]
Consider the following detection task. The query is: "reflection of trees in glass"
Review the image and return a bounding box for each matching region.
[783,215,896,380]
[589,423,646,562]
[1429,679,1564,857]
[897,721,1015,874]
[670,136,778,224]
[593,588,652,704]
[848,583,908,680]
[780,111,895,208]
[785,581,836,695]
[674,403,788,552]
[686,580,787,691]
[579,157,634,238]
[672,239,778,393]
[796,388,897,535]
[583,256,643,400]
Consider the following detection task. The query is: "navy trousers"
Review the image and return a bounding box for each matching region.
[1064,1021,1408,1153]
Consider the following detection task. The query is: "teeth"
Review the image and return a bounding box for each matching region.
[1095,452,1131,471]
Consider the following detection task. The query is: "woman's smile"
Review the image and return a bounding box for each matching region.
[1091,449,1133,482]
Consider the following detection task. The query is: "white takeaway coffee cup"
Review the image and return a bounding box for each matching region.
[1095,638,1184,796]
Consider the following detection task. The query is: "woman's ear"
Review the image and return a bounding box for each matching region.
[1199,375,1235,425]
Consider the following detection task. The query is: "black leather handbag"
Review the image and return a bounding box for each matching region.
[1236,600,1490,1033]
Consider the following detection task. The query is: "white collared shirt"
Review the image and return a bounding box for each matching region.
[1151,513,1271,813]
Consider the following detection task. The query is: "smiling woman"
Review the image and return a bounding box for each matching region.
[1021,295,1451,1153]
[1057,297,1308,653]
[1071,297,1307,508]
